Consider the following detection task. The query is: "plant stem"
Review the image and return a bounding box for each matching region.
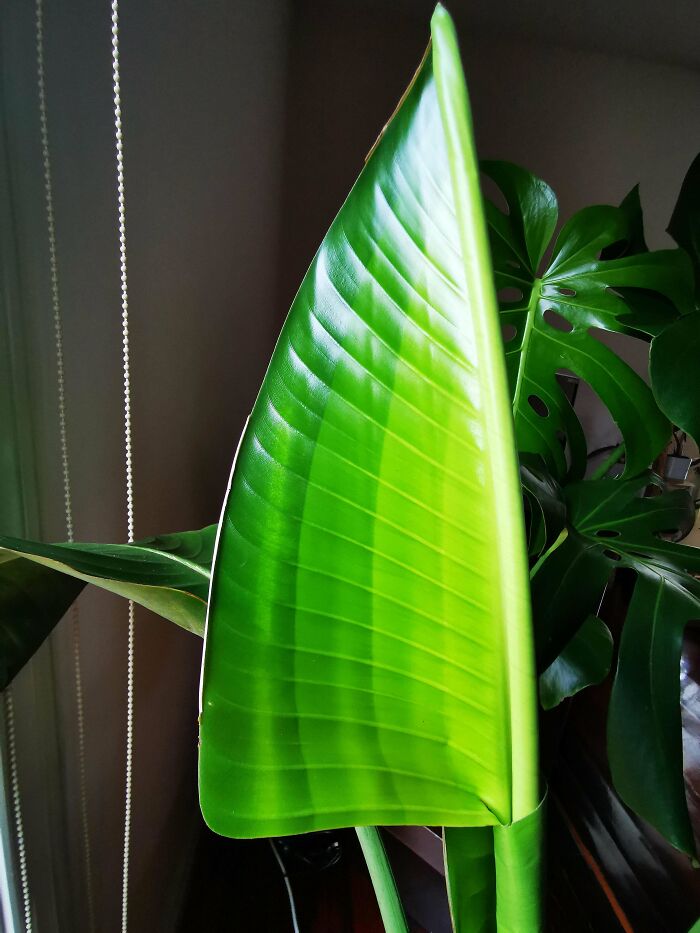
[355,827,408,933]
[590,443,626,480]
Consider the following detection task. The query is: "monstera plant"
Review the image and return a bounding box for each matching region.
[2,6,700,930]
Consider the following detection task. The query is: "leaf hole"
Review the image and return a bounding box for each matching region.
[502,323,517,343]
[543,308,574,333]
[596,529,621,539]
[603,549,622,562]
[557,286,577,297]
[528,394,549,418]
[497,287,524,303]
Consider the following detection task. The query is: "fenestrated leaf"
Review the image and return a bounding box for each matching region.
[0,527,215,680]
[481,160,694,481]
[200,6,541,930]
[560,475,700,855]
[608,561,700,856]
[539,614,613,710]
[650,311,700,445]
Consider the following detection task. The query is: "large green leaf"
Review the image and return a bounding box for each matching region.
[534,474,700,855]
[0,557,85,689]
[0,526,215,686]
[481,160,694,481]
[200,6,540,930]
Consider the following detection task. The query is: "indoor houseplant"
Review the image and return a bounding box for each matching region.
[1,5,699,930]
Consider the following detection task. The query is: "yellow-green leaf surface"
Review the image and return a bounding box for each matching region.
[200,7,539,922]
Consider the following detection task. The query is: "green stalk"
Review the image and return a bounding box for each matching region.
[590,442,626,481]
[355,827,408,933]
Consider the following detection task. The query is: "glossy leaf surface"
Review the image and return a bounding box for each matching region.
[482,161,693,481]
[650,310,700,445]
[0,556,84,689]
[538,614,613,710]
[520,455,566,562]
[0,527,214,676]
[200,10,540,927]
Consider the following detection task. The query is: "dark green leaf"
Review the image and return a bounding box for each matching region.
[481,161,694,481]
[650,311,700,445]
[0,526,215,685]
[608,563,700,855]
[531,527,611,671]
[539,614,613,710]
[0,557,85,689]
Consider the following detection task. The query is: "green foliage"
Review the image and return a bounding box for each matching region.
[355,828,408,933]
[539,615,613,711]
[482,160,693,481]
[201,6,541,928]
[0,556,84,690]
[529,473,700,855]
[650,310,700,445]
[668,152,700,304]
[0,527,215,685]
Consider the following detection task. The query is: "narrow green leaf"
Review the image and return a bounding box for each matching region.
[562,475,700,855]
[0,527,215,670]
[539,615,613,710]
[650,311,700,445]
[520,455,566,561]
[608,565,699,856]
[530,527,611,672]
[668,152,700,302]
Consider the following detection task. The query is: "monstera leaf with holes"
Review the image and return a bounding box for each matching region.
[0,527,214,688]
[200,7,542,931]
[481,160,694,481]
[531,472,700,856]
